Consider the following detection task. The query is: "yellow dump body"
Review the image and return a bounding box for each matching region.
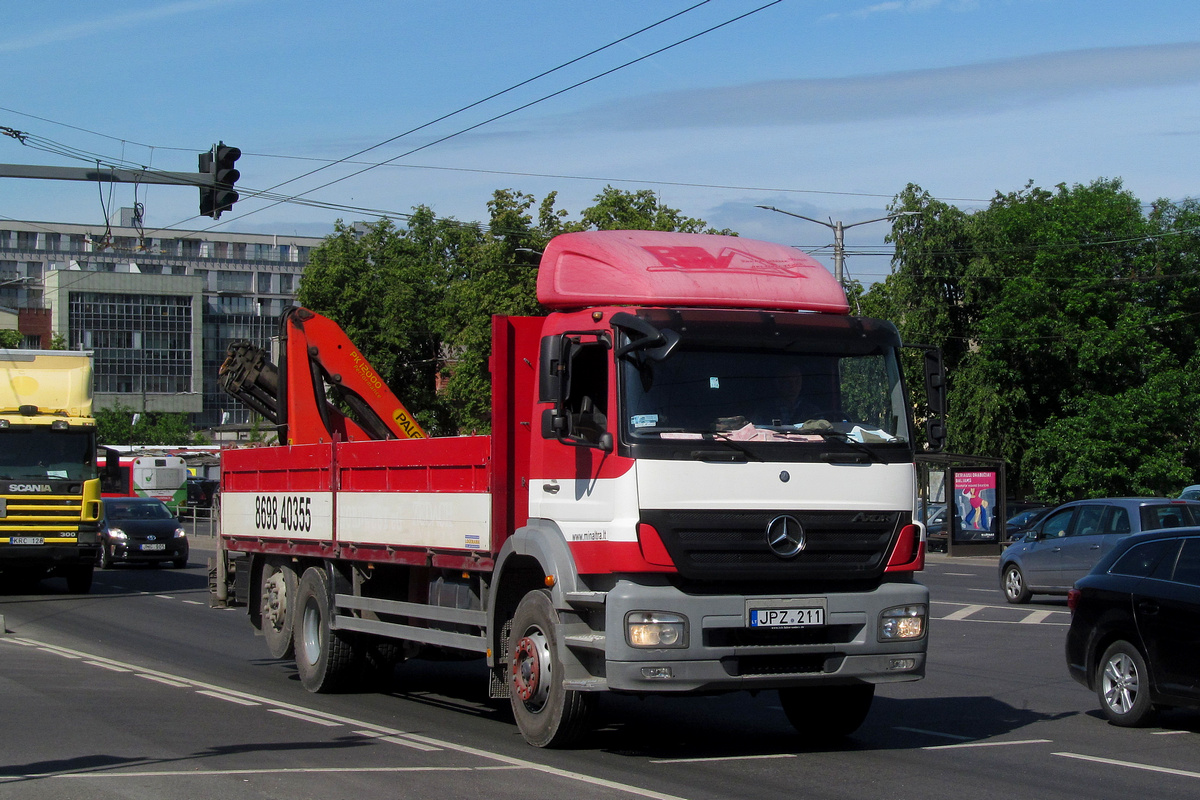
[0,349,94,418]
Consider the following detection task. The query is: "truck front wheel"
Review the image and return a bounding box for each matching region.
[65,563,94,594]
[509,589,594,748]
[779,683,875,740]
[261,560,298,659]
[293,567,355,692]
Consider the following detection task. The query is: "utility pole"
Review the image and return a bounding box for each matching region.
[756,206,918,288]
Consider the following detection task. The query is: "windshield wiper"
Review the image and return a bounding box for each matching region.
[700,431,763,462]
[801,429,885,463]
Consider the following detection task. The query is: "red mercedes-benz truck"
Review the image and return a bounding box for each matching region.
[214,229,946,747]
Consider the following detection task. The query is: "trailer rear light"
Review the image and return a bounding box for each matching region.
[626,612,688,648]
[878,604,926,641]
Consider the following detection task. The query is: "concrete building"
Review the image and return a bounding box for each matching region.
[0,209,324,428]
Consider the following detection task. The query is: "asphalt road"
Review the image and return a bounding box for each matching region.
[2,535,1198,800]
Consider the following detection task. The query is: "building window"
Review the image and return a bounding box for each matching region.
[257,272,273,293]
[69,292,194,396]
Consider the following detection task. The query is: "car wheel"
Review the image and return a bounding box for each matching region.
[1002,563,1032,604]
[97,543,113,569]
[1097,640,1155,726]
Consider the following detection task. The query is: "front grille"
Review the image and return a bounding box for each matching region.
[705,624,862,648]
[643,509,903,582]
[721,653,843,676]
[0,494,86,532]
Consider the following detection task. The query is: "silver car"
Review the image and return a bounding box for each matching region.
[1000,498,1200,603]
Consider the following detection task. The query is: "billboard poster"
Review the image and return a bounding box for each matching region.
[952,470,998,543]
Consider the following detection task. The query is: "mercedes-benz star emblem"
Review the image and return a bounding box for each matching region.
[766,515,805,558]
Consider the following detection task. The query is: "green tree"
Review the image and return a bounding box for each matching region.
[97,405,200,446]
[0,329,21,348]
[868,178,1200,501]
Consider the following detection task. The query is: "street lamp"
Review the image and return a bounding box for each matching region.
[756,206,919,288]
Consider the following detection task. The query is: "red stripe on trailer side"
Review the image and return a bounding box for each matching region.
[222,443,334,492]
[335,437,491,492]
[568,540,676,575]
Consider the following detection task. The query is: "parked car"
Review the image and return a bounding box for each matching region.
[1000,498,1200,603]
[1065,526,1200,726]
[97,497,189,569]
[1003,506,1054,546]
[186,476,219,509]
[923,504,949,552]
[1180,485,1200,501]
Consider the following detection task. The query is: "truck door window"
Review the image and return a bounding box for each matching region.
[564,341,609,445]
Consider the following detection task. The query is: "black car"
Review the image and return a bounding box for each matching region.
[186,476,219,509]
[1065,527,1200,726]
[97,498,189,569]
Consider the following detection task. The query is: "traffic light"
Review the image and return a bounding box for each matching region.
[198,142,240,219]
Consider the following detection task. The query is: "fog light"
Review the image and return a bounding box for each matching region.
[641,666,673,679]
[888,658,917,671]
[626,612,688,648]
[878,604,926,641]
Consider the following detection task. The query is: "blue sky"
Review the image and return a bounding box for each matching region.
[2,0,1199,283]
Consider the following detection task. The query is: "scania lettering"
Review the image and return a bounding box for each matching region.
[214,230,947,748]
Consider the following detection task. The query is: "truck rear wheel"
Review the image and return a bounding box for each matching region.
[260,560,298,659]
[293,567,355,692]
[509,589,594,748]
[779,683,875,739]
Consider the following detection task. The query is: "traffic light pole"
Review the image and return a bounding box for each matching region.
[0,141,240,219]
[0,162,217,188]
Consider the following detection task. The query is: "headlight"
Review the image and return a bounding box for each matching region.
[173,527,187,539]
[107,527,127,540]
[878,604,926,641]
[626,612,688,648]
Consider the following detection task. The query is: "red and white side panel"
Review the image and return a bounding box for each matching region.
[337,491,492,552]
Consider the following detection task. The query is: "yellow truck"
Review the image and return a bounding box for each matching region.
[0,349,109,593]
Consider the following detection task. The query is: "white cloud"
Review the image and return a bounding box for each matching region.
[0,0,251,53]
[554,42,1200,131]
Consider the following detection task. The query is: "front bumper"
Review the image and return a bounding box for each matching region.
[592,579,928,693]
[0,542,99,567]
[108,540,188,564]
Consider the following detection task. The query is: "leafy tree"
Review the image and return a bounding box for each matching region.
[868,178,1200,501]
[97,405,201,446]
[0,329,21,348]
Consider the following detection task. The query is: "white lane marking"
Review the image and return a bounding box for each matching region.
[52,767,482,778]
[924,739,1051,750]
[651,753,796,764]
[944,573,978,577]
[353,730,442,752]
[195,689,259,706]
[182,600,205,606]
[893,727,973,741]
[154,595,175,600]
[137,674,191,688]
[941,605,985,621]
[1020,610,1054,624]
[1152,730,1191,736]
[1055,752,1200,779]
[85,660,130,672]
[38,647,81,659]
[5,636,693,800]
[270,708,342,727]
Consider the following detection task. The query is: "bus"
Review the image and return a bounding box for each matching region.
[100,454,188,513]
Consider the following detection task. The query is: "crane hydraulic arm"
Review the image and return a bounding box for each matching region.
[218,307,426,445]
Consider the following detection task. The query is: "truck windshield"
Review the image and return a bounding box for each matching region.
[0,428,98,480]
[619,311,911,448]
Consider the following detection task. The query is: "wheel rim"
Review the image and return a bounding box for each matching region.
[512,626,552,711]
[262,570,289,632]
[1005,567,1022,599]
[300,600,322,667]
[1102,653,1140,715]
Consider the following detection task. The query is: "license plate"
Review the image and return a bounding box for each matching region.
[140,543,167,551]
[10,536,44,545]
[749,607,825,627]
